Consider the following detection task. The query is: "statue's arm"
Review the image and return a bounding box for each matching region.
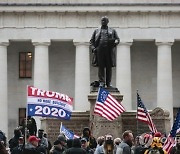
[90,30,96,52]
[114,30,120,46]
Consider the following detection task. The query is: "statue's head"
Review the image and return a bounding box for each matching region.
[101,16,109,26]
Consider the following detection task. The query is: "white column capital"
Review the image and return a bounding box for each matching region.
[155,42,174,46]
[73,41,89,47]
[32,42,50,46]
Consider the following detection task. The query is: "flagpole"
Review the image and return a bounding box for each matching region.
[136,89,139,136]
[60,122,62,134]
[25,85,29,144]
[92,87,100,135]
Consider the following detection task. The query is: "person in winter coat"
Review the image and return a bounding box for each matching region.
[116,130,134,154]
[81,138,94,154]
[63,138,86,154]
[9,127,22,152]
[23,135,42,154]
[82,127,97,150]
[11,136,24,154]
[0,130,7,147]
[50,140,65,154]
[95,134,115,154]
[0,141,8,154]
[38,129,48,154]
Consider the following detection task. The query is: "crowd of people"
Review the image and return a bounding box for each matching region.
[0,121,180,154]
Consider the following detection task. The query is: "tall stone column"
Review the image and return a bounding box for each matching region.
[0,42,9,137]
[116,42,132,110]
[156,42,173,124]
[74,42,90,111]
[33,42,50,129]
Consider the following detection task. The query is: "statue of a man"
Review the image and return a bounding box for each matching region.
[90,16,120,87]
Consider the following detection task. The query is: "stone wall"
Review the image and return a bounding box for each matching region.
[88,90,170,138]
[41,111,90,143]
[121,108,170,137]
[41,90,170,143]
[41,107,170,143]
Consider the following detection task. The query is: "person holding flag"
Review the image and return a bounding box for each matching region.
[82,127,97,150]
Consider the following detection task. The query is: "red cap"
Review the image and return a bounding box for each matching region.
[154,132,162,137]
[28,136,40,143]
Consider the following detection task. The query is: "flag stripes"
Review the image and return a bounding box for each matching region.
[94,87,125,121]
[163,108,180,153]
[137,93,157,133]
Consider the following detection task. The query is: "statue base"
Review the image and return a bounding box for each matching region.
[90,86,120,93]
[88,88,123,138]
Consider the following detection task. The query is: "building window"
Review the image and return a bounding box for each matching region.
[19,52,32,78]
[19,108,26,125]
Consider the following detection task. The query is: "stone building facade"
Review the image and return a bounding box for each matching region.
[0,0,180,138]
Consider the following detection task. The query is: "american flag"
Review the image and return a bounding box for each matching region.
[137,93,157,133]
[163,108,180,153]
[94,87,125,121]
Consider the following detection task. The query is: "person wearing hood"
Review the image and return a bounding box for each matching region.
[9,127,22,152]
[82,127,97,150]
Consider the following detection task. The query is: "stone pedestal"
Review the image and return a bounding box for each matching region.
[121,107,170,137]
[41,111,90,143]
[88,88,124,138]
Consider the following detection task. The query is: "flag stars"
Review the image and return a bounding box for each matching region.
[29,108,33,112]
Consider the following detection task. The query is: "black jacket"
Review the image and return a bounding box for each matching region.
[64,147,86,154]
[11,145,24,154]
[50,146,65,154]
[23,143,42,154]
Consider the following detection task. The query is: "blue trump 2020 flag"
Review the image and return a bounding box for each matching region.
[60,123,79,139]
[27,86,73,120]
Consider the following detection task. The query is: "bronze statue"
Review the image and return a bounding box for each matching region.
[90,16,119,87]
